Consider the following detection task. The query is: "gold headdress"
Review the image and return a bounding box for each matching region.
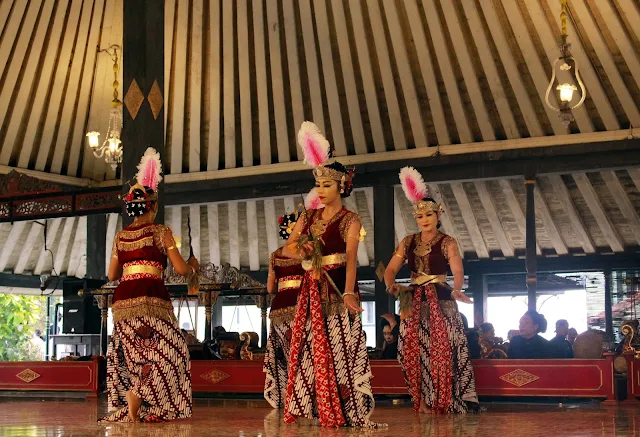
[399,166,442,216]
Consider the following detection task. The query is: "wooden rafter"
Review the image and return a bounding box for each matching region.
[450,183,489,259]
[474,181,514,257]
[547,174,595,254]
[572,173,624,253]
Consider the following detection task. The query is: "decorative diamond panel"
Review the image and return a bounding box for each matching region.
[147,79,164,120]
[499,369,539,387]
[124,79,144,120]
[200,369,230,384]
[16,368,41,383]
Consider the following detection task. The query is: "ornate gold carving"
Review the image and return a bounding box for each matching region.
[200,369,231,384]
[16,368,41,383]
[124,79,144,120]
[499,369,540,387]
[147,79,164,120]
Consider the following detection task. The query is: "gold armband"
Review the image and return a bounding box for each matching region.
[167,245,176,251]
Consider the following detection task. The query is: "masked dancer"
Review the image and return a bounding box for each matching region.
[384,166,478,414]
[100,148,199,423]
[263,190,323,408]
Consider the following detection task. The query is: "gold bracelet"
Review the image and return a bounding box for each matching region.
[393,253,404,259]
[167,245,175,251]
[112,254,118,259]
[343,291,357,297]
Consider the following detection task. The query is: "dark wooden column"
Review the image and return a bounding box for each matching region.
[604,268,613,338]
[373,185,396,347]
[86,214,107,279]
[525,177,537,311]
[469,273,488,327]
[122,0,165,226]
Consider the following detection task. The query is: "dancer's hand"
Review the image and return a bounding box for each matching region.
[187,256,200,270]
[386,284,403,296]
[452,290,472,304]
[344,294,363,313]
[298,241,315,258]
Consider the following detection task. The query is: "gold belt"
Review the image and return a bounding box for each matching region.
[411,274,447,286]
[278,279,302,291]
[322,253,346,265]
[123,264,163,278]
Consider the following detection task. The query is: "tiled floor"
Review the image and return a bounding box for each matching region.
[0,397,639,436]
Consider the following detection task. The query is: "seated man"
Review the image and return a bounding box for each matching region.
[549,319,574,358]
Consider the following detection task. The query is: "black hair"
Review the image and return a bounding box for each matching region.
[479,323,494,334]
[278,212,299,240]
[125,186,156,217]
[524,310,548,334]
[324,161,354,198]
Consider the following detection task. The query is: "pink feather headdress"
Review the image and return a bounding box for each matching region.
[136,147,163,191]
[123,147,163,203]
[304,188,324,210]
[399,166,442,216]
[298,121,331,168]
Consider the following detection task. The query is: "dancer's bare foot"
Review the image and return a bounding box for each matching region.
[126,390,142,422]
[419,398,432,414]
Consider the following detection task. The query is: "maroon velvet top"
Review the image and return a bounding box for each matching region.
[300,207,361,297]
[403,232,457,301]
[112,223,172,304]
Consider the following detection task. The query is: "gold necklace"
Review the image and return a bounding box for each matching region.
[414,232,441,257]
[310,208,341,238]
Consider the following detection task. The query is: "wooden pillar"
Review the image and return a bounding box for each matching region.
[604,268,613,338]
[525,177,537,311]
[86,214,106,279]
[122,0,165,226]
[373,185,396,347]
[469,273,488,326]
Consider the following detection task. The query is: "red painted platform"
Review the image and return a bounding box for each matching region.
[0,357,102,396]
[0,356,616,401]
[191,357,616,401]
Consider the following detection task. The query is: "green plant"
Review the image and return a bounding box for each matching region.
[0,294,45,361]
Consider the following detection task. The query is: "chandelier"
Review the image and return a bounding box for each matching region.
[544,0,586,127]
[86,45,123,170]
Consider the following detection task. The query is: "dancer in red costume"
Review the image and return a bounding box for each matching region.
[280,122,383,428]
[384,167,478,414]
[100,148,199,423]
[263,190,322,408]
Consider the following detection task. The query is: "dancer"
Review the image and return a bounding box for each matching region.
[100,148,198,423]
[281,122,381,428]
[263,189,322,408]
[384,166,478,414]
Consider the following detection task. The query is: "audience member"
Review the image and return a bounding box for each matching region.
[508,310,552,359]
[549,319,574,358]
[380,313,400,360]
[567,328,578,345]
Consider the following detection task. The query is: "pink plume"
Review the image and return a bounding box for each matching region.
[297,121,330,168]
[399,166,427,203]
[304,188,324,210]
[136,147,163,191]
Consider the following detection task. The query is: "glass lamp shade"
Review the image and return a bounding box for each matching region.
[86,131,100,148]
[108,137,121,152]
[556,83,577,103]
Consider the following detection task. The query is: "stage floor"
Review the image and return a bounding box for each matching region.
[0,397,638,436]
